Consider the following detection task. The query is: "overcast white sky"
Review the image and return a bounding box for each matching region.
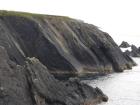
[0,0,140,45]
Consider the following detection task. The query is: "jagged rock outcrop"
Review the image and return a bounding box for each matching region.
[130,45,140,57]
[0,10,136,78]
[119,41,130,48]
[123,45,140,57]
[0,46,108,105]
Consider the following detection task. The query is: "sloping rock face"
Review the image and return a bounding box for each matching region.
[119,41,130,48]
[0,11,136,78]
[131,45,140,57]
[0,46,108,105]
[125,45,140,57]
[0,46,33,105]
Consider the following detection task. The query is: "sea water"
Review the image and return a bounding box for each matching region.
[89,58,140,105]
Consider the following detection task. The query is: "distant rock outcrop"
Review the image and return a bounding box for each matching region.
[0,10,136,78]
[122,44,140,57]
[0,46,108,105]
[119,41,130,48]
[130,45,140,57]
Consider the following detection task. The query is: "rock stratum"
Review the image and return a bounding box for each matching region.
[0,10,136,105]
[0,11,136,78]
[0,46,108,105]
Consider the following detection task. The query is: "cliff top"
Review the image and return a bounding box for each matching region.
[0,10,73,20]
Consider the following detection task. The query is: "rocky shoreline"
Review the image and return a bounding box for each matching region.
[0,10,137,105]
[0,46,108,105]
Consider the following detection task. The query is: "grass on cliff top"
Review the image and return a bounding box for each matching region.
[0,10,72,20]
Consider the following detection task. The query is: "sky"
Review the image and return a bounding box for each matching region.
[0,0,140,45]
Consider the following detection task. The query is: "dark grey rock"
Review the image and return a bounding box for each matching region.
[119,41,130,48]
[26,57,108,105]
[124,50,131,56]
[0,46,33,105]
[0,46,108,105]
[123,51,137,67]
[124,45,140,57]
[131,45,140,57]
[0,11,136,78]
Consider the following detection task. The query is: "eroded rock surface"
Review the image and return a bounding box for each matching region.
[0,46,108,105]
[0,46,33,105]
[0,11,136,78]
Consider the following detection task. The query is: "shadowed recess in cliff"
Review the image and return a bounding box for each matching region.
[0,10,136,78]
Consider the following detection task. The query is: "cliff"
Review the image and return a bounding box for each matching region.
[0,10,136,105]
[0,46,108,105]
[0,10,136,78]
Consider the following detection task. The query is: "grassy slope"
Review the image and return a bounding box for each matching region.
[0,10,73,20]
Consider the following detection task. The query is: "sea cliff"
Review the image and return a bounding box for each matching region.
[0,10,136,105]
[0,11,136,78]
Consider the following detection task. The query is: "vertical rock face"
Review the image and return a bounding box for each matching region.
[0,11,136,78]
[0,46,108,105]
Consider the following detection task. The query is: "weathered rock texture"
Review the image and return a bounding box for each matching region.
[0,11,136,78]
[119,41,130,48]
[0,46,108,105]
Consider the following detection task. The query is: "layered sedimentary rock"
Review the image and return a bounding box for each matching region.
[0,10,136,78]
[0,46,108,105]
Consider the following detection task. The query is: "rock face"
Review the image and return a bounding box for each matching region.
[0,46,33,105]
[0,11,136,78]
[131,45,140,57]
[120,41,140,57]
[0,46,108,105]
[125,45,140,57]
[119,41,130,48]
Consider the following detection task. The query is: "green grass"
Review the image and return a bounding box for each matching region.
[0,10,72,20]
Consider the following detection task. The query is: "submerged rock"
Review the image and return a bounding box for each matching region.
[0,10,136,78]
[119,41,130,48]
[0,46,108,105]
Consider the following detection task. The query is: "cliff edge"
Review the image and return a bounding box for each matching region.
[0,10,136,78]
